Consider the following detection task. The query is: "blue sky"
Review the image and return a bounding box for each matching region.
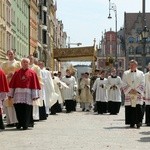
[56,0,150,47]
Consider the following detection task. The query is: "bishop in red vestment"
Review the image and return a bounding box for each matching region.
[8,58,41,130]
[0,69,9,129]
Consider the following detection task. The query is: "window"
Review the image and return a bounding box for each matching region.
[6,33,11,51]
[0,29,2,49]
[110,34,112,42]
[43,11,47,25]
[11,9,13,24]
[20,20,21,32]
[128,37,134,43]
[129,46,134,55]
[0,1,2,17]
[17,18,19,31]
[146,46,150,54]
[147,37,150,42]
[14,37,16,49]
[42,30,47,44]
[43,0,47,6]
[136,57,142,66]
[39,6,42,19]
[136,27,142,34]
[118,61,122,67]
[136,46,142,55]
[14,11,16,25]
[3,3,5,19]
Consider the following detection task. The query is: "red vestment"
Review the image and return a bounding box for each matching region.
[0,69,9,92]
[9,68,41,90]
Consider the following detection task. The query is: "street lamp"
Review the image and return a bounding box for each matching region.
[140,0,149,72]
[108,0,118,70]
[140,26,149,72]
[68,36,82,48]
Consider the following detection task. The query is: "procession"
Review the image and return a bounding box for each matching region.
[0,49,150,131]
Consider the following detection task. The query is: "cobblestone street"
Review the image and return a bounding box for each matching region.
[1,106,150,150]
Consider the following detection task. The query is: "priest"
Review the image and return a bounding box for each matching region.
[0,69,9,129]
[38,60,58,116]
[28,55,43,121]
[1,49,21,127]
[144,62,150,126]
[122,60,145,129]
[79,72,93,111]
[8,58,41,130]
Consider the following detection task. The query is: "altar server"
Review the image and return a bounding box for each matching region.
[61,69,78,113]
[107,68,122,115]
[92,70,108,114]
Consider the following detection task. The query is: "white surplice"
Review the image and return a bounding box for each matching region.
[144,72,150,105]
[41,68,58,114]
[107,76,122,102]
[53,76,64,104]
[122,69,145,106]
[61,76,77,100]
[29,64,43,120]
[92,78,108,102]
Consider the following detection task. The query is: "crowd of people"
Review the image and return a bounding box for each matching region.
[0,50,150,130]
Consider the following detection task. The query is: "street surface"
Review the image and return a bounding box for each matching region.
[1,106,150,150]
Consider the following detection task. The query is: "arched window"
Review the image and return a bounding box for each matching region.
[146,46,150,54]
[118,61,122,68]
[136,46,142,54]
[146,37,150,43]
[128,37,134,43]
[129,46,134,54]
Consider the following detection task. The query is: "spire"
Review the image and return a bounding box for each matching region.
[54,0,57,10]
[93,38,96,47]
[101,31,104,40]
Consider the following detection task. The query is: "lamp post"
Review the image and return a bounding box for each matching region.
[108,0,118,70]
[140,0,149,72]
[140,26,149,72]
[68,36,82,48]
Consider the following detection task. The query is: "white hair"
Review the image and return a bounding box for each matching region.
[21,58,30,63]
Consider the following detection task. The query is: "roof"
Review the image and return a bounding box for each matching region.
[53,46,97,61]
[124,12,150,34]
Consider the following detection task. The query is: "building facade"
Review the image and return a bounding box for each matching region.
[30,0,39,56]
[38,0,49,67]
[124,12,150,71]
[0,0,67,66]
[97,30,125,77]
[49,0,56,70]
[54,19,67,71]
[54,20,67,49]
[11,0,30,59]
[0,0,12,63]
[38,0,53,68]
